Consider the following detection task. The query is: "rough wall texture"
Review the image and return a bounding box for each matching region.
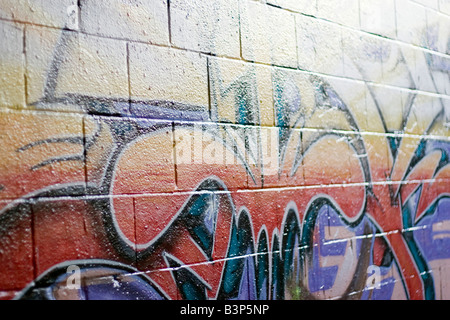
[0,0,449,300]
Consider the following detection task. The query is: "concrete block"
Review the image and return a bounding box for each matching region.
[425,53,450,95]
[402,45,446,93]
[360,0,396,38]
[87,116,176,195]
[134,191,233,263]
[297,14,344,76]
[134,193,187,254]
[379,41,418,89]
[427,97,450,138]
[251,126,281,188]
[364,85,403,135]
[134,191,236,300]
[304,75,368,132]
[231,189,282,242]
[0,200,33,290]
[170,0,240,58]
[0,110,85,200]
[83,115,116,189]
[209,57,274,126]
[425,9,450,54]
[80,0,169,45]
[273,128,305,188]
[439,0,450,15]
[342,28,383,82]
[359,133,392,183]
[302,132,354,186]
[365,84,405,133]
[0,21,25,108]
[109,195,136,253]
[62,34,129,107]
[316,0,359,28]
[324,77,369,132]
[174,122,249,191]
[0,0,78,29]
[389,135,423,185]
[272,68,315,129]
[25,26,77,112]
[398,144,443,214]
[26,27,129,114]
[241,1,297,68]
[396,0,427,48]
[32,197,124,276]
[403,92,444,136]
[129,43,208,110]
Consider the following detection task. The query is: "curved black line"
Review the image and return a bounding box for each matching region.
[16,137,84,152]
[30,155,84,171]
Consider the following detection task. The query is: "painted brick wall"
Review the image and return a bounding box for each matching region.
[0,0,449,300]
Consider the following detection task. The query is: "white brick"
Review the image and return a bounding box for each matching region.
[424,53,450,95]
[366,84,405,132]
[26,27,129,111]
[297,14,344,76]
[396,0,427,47]
[405,92,445,135]
[62,35,129,101]
[439,0,450,15]
[208,57,274,126]
[316,0,359,28]
[170,0,240,58]
[80,0,169,45]
[129,44,209,108]
[401,44,441,93]
[324,77,369,131]
[0,0,78,29]
[240,1,297,68]
[380,41,416,89]
[344,34,439,92]
[425,9,450,54]
[360,0,396,38]
[0,21,25,108]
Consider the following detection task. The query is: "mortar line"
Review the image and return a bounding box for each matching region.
[1,178,448,209]
[1,105,449,142]
[22,26,28,107]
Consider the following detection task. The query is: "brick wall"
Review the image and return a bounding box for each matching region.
[0,0,449,300]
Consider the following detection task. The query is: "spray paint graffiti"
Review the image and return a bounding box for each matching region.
[0,17,449,300]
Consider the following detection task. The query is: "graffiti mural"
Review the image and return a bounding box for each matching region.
[0,1,449,301]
